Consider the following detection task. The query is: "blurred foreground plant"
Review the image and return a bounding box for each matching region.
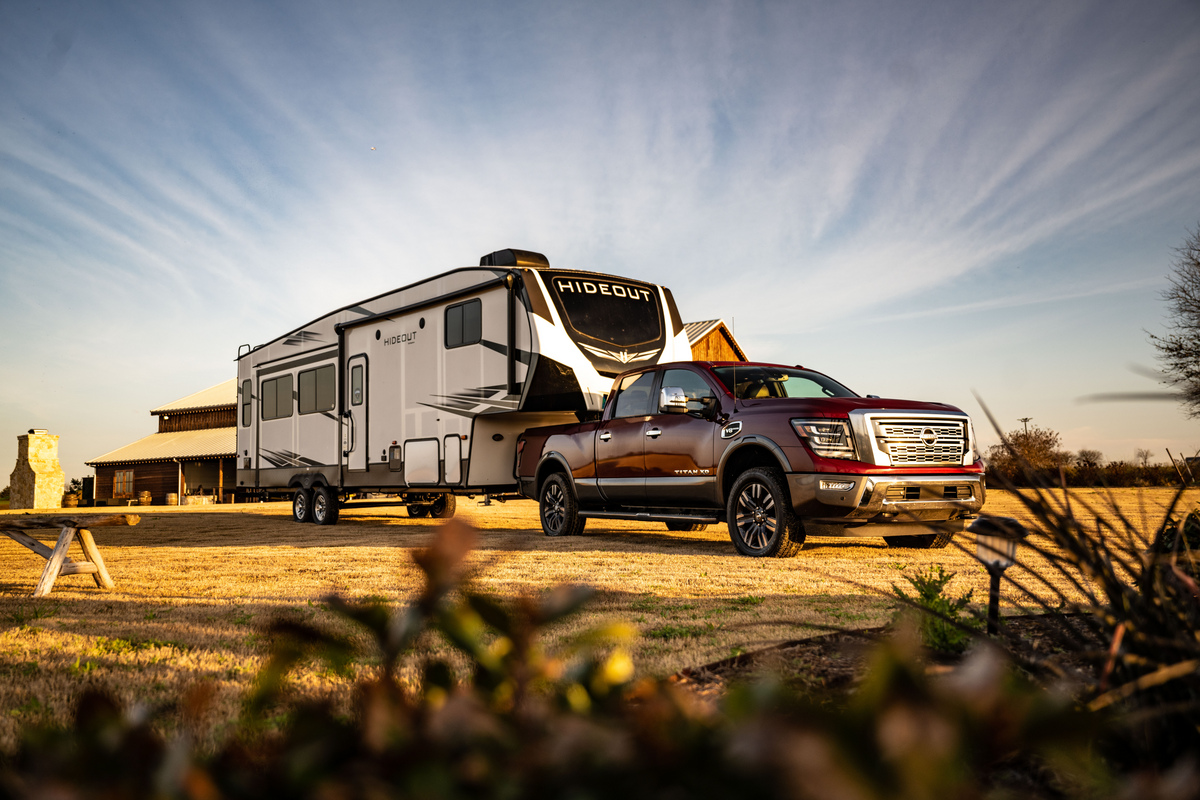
[2,518,1193,799]
[979,417,1200,773]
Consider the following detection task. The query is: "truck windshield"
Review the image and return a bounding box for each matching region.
[712,366,857,399]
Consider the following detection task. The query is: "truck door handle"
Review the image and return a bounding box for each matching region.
[646,428,662,438]
[599,432,612,442]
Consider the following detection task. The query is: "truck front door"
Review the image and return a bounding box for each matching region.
[595,370,655,502]
[643,367,721,507]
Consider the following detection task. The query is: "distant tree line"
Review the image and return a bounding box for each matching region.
[985,425,1186,487]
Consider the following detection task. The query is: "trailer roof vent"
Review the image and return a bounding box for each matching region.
[479,248,549,268]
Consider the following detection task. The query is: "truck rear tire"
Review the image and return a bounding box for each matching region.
[726,468,804,557]
[539,473,585,537]
[408,504,431,518]
[429,494,457,519]
[312,485,339,526]
[884,531,953,549]
[293,488,312,523]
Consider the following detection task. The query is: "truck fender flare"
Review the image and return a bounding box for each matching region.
[533,451,573,492]
[716,436,794,503]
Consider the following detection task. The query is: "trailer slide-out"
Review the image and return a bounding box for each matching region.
[235,248,690,524]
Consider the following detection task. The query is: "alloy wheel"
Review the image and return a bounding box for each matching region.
[735,481,777,550]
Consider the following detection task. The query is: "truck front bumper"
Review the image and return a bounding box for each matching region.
[787,472,985,536]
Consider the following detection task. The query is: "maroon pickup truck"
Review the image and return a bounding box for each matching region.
[515,361,984,557]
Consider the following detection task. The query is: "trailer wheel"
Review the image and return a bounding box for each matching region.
[292,488,313,523]
[312,485,339,526]
[884,531,953,549]
[665,521,709,532]
[726,468,804,557]
[539,473,585,537]
[429,494,457,519]
[407,504,431,518]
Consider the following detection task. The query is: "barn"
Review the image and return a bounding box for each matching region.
[684,319,748,362]
[86,380,236,505]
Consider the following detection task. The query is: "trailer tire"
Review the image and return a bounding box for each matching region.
[429,494,457,519]
[293,488,313,523]
[665,521,709,532]
[884,531,953,549]
[726,468,804,557]
[539,473,585,537]
[408,504,431,518]
[312,485,339,526]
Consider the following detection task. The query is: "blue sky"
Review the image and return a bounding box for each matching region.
[3,0,1200,483]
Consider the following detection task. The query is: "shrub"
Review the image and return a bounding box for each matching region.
[891,564,981,654]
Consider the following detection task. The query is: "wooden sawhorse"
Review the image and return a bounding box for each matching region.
[1,515,139,597]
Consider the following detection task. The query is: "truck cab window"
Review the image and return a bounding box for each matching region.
[445,298,482,348]
[661,369,717,414]
[612,371,656,418]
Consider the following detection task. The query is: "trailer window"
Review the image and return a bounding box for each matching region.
[240,380,251,427]
[298,365,336,414]
[261,375,293,420]
[445,299,482,349]
[351,365,364,406]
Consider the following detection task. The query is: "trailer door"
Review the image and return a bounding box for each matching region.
[345,354,369,472]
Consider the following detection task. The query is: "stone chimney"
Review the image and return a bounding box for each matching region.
[9,430,66,510]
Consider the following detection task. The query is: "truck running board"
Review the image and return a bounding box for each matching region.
[578,510,722,524]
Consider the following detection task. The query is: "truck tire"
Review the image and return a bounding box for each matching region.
[429,494,457,519]
[884,531,953,549]
[665,521,709,532]
[539,473,585,537]
[293,488,312,523]
[408,504,431,518]
[726,468,804,557]
[312,485,339,526]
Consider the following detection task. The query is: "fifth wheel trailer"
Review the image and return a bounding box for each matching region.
[235,248,692,524]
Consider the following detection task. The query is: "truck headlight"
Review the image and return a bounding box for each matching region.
[791,418,857,460]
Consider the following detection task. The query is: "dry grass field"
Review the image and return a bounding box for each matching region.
[1,487,1195,751]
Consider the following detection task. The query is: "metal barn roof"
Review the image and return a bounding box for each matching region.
[683,319,723,344]
[86,427,236,466]
[151,379,237,415]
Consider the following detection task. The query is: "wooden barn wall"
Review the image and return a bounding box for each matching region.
[94,458,237,504]
[158,407,237,433]
[690,328,746,362]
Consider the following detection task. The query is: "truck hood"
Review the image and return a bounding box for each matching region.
[736,396,967,416]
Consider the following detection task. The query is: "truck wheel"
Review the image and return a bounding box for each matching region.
[540,473,585,537]
[292,488,313,523]
[429,494,457,519]
[312,485,339,526]
[665,521,709,532]
[884,531,953,549]
[726,468,804,557]
[408,504,431,518]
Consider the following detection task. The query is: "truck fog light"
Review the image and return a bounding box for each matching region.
[820,480,855,492]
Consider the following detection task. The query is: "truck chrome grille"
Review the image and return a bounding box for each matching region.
[873,419,966,466]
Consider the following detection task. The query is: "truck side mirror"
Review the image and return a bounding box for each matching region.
[660,387,689,414]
